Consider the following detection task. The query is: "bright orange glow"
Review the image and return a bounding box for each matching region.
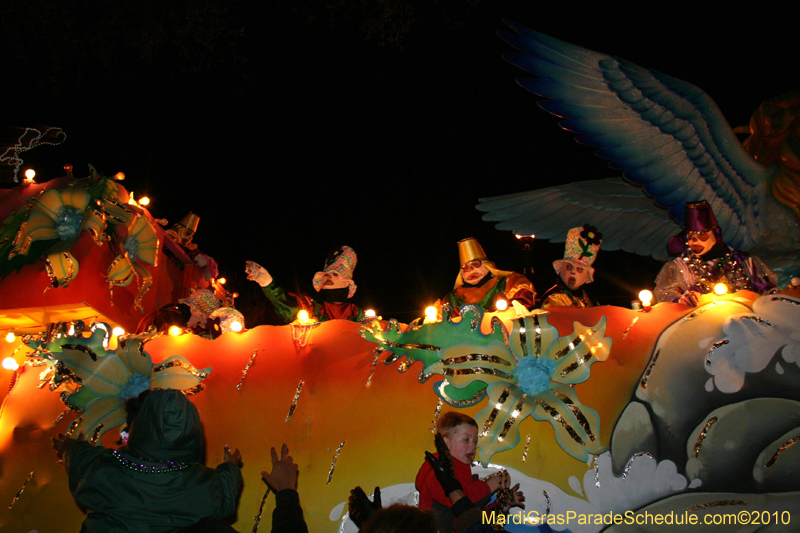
[495,299,508,311]
[2,357,19,371]
[169,326,183,336]
[364,309,376,318]
[230,321,243,332]
[112,327,125,337]
[714,283,728,295]
[218,278,226,285]
[24,169,36,182]
[638,290,653,306]
[139,196,150,206]
[297,310,310,323]
[5,332,14,343]
[114,172,126,180]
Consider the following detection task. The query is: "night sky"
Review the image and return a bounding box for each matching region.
[2,1,798,324]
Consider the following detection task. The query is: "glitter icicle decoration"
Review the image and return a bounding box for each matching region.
[285,381,304,422]
[326,441,346,485]
[237,349,258,390]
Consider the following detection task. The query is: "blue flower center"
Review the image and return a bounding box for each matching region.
[55,206,83,240]
[118,373,150,401]
[124,236,140,261]
[514,356,558,396]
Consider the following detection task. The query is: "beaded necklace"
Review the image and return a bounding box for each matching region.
[681,250,751,293]
[112,450,190,473]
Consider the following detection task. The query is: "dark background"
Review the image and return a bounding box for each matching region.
[2,1,797,324]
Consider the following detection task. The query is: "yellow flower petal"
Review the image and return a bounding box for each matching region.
[33,189,66,220]
[45,245,79,288]
[107,254,135,287]
[71,396,127,443]
[60,187,91,211]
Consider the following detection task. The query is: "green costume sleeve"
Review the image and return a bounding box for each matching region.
[261,280,300,324]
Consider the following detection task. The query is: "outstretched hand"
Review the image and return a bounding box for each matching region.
[348,486,382,528]
[224,445,242,468]
[245,261,273,287]
[52,432,84,459]
[261,443,298,493]
[425,433,463,496]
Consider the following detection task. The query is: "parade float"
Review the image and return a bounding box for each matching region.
[2,28,800,533]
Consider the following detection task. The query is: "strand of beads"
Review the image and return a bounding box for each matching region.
[112,450,189,473]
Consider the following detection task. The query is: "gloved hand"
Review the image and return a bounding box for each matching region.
[245,260,273,287]
[425,433,463,496]
[348,486,382,528]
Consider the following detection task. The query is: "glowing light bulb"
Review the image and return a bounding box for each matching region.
[495,298,508,311]
[5,332,15,343]
[218,278,226,285]
[169,326,182,336]
[714,283,728,295]
[24,169,36,182]
[364,309,376,318]
[297,310,310,323]
[230,321,243,332]
[112,326,125,337]
[139,196,150,206]
[114,172,126,181]
[2,357,19,370]
[425,306,437,320]
[638,290,653,307]
[67,324,76,336]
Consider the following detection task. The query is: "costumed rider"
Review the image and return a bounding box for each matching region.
[246,245,364,323]
[436,237,535,316]
[541,224,602,309]
[654,200,777,306]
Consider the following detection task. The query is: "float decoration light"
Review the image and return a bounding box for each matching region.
[168,326,183,336]
[138,196,150,207]
[638,290,653,311]
[2,357,19,370]
[495,298,508,311]
[112,326,125,337]
[5,332,15,343]
[714,283,729,295]
[364,309,376,318]
[23,169,36,183]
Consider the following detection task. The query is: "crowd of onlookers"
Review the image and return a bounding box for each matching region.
[54,390,524,533]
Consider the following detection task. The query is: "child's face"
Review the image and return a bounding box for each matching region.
[443,423,478,464]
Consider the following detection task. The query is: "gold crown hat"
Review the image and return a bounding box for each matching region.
[454,237,513,288]
[166,212,200,249]
[552,225,603,283]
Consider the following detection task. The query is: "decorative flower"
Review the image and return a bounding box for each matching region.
[9,186,107,288]
[361,303,611,464]
[107,214,160,311]
[26,322,211,443]
[580,224,603,246]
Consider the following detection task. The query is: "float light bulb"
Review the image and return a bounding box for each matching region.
[714,283,728,295]
[168,326,182,336]
[5,332,15,343]
[218,277,226,285]
[297,310,310,323]
[425,306,437,320]
[2,357,19,371]
[638,290,653,307]
[139,196,150,206]
[68,325,76,336]
[364,309,376,318]
[495,298,508,311]
[230,321,243,332]
[24,169,36,182]
[112,326,125,337]
[114,172,125,181]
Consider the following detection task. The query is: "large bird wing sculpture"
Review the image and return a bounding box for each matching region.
[478,23,800,280]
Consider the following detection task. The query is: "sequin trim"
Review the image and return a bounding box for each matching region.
[765,435,800,468]
[112,450,189,473]
[640,349,661,389]
[687,500,747,511]
[553,391,596,442]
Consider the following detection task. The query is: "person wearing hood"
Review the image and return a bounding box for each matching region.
[654,201,777,305]
[436,238,535,317]
[246,245,364,323]
[541,224,602,309]
[53,389,243,533]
